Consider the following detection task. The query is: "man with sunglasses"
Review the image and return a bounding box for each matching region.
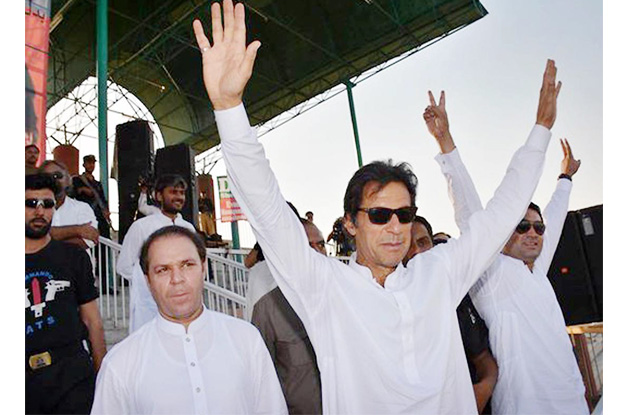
[26,174,106,414]
[40,160,99,250]
[193,2,560,413]
[427,89,587,413]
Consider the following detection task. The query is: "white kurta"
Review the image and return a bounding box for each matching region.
[91,307,287,415]
[51,196,98,248]
[245,261,278,321]
[438,149,588,414]
[217,104,551,414]
[116,211,195,332]
[138,191,160,216]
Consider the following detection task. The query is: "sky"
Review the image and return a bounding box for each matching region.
[42,1,603,252]
[206,0,604,248]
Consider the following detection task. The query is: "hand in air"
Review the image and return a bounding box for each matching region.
[560,138,581,177]
[423,90,455,153]
[536,59,562,130]
[193,0,261,110]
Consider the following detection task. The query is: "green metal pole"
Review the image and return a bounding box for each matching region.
[97,0,109,197]
[231,221,240,249]
[345,81,363,168]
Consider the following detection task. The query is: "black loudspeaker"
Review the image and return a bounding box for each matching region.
[154,143,198,228]
[547,206,603,325]
[116,120,154,243]
[576,205,603,316]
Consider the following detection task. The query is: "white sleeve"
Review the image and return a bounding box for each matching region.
[251,331,288,414]
[90,359,131,415]
[533,178,572,273]
[438,125,552,305]
[117,222,142,281]
[216,104,333,331]
[138,192,160,216]
[78,202,99,248]
[182,220,196,232]
[435,148,483,234]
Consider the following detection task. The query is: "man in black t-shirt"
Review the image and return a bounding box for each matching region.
[25,174,107,414]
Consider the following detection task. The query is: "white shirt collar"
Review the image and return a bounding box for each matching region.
[155,305,210,336]
[156,210,184,223]
[347,252,406,291]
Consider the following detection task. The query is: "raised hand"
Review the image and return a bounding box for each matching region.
[536,59,562,130]
[193,0,261,110]
[560,138,581,177]
[423,90,455,153]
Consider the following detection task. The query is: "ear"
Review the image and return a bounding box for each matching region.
[155,191,163,203]
[144,272,153,293]
[343,215,357,237]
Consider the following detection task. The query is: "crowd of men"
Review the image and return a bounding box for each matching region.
[25,1,592,414]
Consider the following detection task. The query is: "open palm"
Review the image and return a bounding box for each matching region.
[193,0,261,110]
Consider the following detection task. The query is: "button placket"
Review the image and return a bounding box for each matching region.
[394,292,419,383]
[183,334,208,413]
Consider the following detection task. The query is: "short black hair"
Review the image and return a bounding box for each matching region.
[25,173,59,195]
[343,160,418,225]
[252,242,265,262]
[154,174,187,193]
[413,215,433,241]
[140,226,205,275]
[528,202,543,221]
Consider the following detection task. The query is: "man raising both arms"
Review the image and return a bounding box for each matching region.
[425,90,588,414]
[193,1,561,413]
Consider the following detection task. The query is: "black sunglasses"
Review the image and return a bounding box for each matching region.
[515,219,545,235]
[50,171,64,180]
[25,198,56,209]
[358,206,417,225]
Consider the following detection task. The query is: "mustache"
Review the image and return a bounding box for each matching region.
[29,218,50,226]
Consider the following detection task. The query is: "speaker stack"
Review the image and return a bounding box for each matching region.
[154,143,199,229]
[547,205,603,325]
[116,120,154,243]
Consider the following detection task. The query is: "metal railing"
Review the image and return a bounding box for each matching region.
[567,323,603,412]
[91,238,129,329]
[204,252,248,320]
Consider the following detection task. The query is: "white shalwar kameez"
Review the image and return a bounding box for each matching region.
[51,196,98,248]
[437,148,589,414]
[216,104,552,414]
[116,211,195,332]
[91,307,287,414]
